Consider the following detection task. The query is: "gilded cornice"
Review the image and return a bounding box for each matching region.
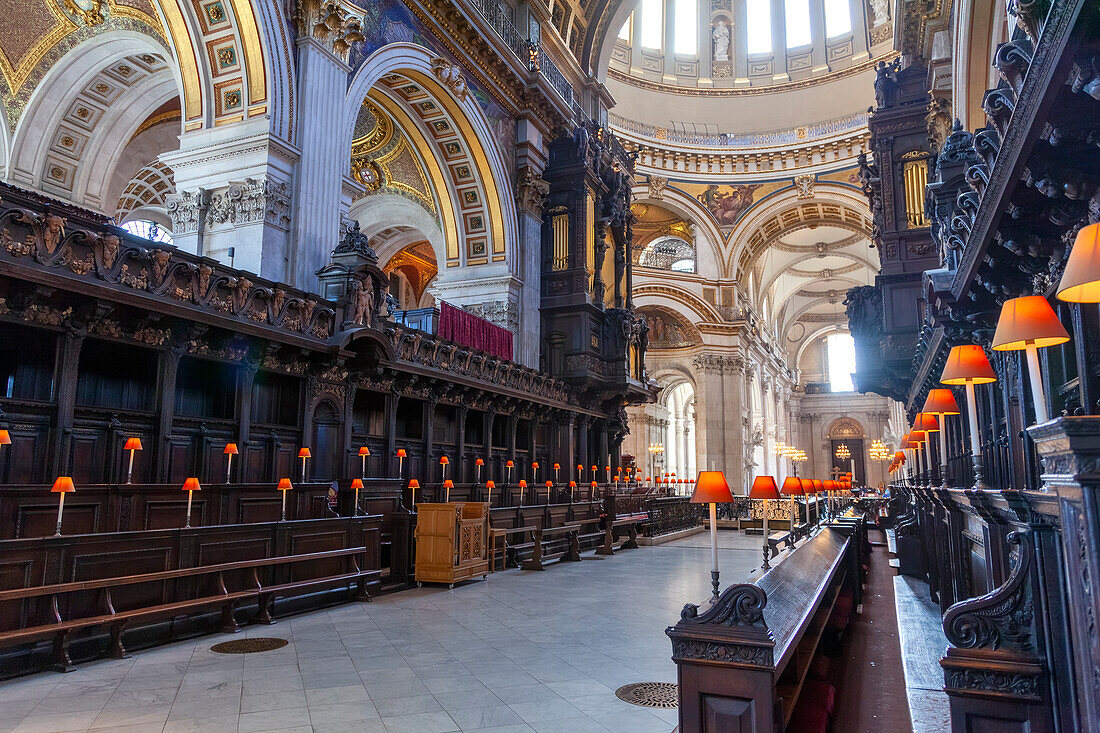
[403,0,568,132]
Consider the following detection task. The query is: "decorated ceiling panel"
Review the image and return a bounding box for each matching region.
[40,52,171,195]
[0,0,166,131]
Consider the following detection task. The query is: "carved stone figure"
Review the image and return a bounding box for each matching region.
[794,175,815,199]
[99,234,120,270]
[648,175,668,199]
[712,20,730,61]
[350,274,376,326]
[873,59,901,109]
[844,285,883,338]
[42,214,65,255]
[334,220,377,260]
[430,57,468,101]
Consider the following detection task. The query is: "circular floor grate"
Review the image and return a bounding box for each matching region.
[210,637,288,654]
[615,682,679,709]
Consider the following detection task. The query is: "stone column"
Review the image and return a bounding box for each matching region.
[289,28,352,291]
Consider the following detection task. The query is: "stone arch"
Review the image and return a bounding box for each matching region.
[633,284,723,324]
[350,193,446,269]
[7,32,175,196]
[154,0,289,135]
[631,184,726,277]
[794,323,849,365]
[636,304,703,349]
[826,416,866,440]
[726,183,874,279]
[344,43,517,271]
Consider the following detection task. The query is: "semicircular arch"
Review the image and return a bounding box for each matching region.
[727,184,873,279]
[631,185,726,277]
[633,283,723,324]
[344,43,516,269]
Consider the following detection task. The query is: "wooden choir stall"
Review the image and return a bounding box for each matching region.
[414,502,490,587]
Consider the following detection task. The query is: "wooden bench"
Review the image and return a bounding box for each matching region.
[520,524,583,570]
[667,518,866,732]
[0,547,373,672]
[489,525,537,571]
[596,517,643,556]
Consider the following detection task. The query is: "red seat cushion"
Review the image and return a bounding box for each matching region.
[789,702,829,733]
[801,680,836,716]
[808,655,831,680]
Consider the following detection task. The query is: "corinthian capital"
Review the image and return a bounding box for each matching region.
[295,1,365,62]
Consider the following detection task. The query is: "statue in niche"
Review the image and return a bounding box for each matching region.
[712,20,730,61]
[869,0,890,27]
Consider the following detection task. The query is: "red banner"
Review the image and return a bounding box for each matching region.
[438,301,513,361]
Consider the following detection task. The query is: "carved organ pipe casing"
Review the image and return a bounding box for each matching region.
[903,158,930,227]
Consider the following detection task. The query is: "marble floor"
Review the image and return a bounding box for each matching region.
[0,530,771,733]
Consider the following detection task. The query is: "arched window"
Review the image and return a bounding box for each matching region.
[639,237,696,273]
[784,0,811,47]
[640,0,663,49]
[120,220,172,245]
[673,0,697,54]
[618,14,632,40]
[746,0,772,54]
[826,332,856,392]
[824,0,852,37]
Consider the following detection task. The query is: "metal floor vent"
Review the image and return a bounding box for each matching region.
[210,637,289,654]
[615,682,679,708]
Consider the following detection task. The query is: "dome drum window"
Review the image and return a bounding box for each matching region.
[611,0,873,91]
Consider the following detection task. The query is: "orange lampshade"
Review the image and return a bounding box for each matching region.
[780,477,803,496]
[506,460,514,468]
[749,475,780,500]
[518,480,527,488]
[439,456,449,465]
[181,477,200,492]
[408,479,420,489]
[1057,223,1100,302]
[912,413,940,434]
[590,481,597,487]
[532,461,539,468]
[576,464,582,470]
[298,448,311,458]
[569,480,577,487]
[545,480,552,487]
[358,446,370,456]
[991,296,1070,351]
[277,478,293,491]
[923,388,960,415]
[894,451,905,463]
[52,476,74,493]
[552,463,559,469]
[224,443,239,455]
[813,479,824,493]
[475,458,484,466]
[396,449,407,458]
[350,478,364,489]
[0,429,10,445]
[124,437,142,451]
[941,345,997,384]
[484,480,494,488]
[691,471,734,504]
[443,479,454,488]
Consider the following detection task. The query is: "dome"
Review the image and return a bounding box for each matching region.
[605,0,891,133]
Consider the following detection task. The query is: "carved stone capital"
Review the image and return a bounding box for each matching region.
[515,166,550,217]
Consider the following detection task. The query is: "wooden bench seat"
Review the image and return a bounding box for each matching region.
[0,547,372,672]
[667,519,867,732]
